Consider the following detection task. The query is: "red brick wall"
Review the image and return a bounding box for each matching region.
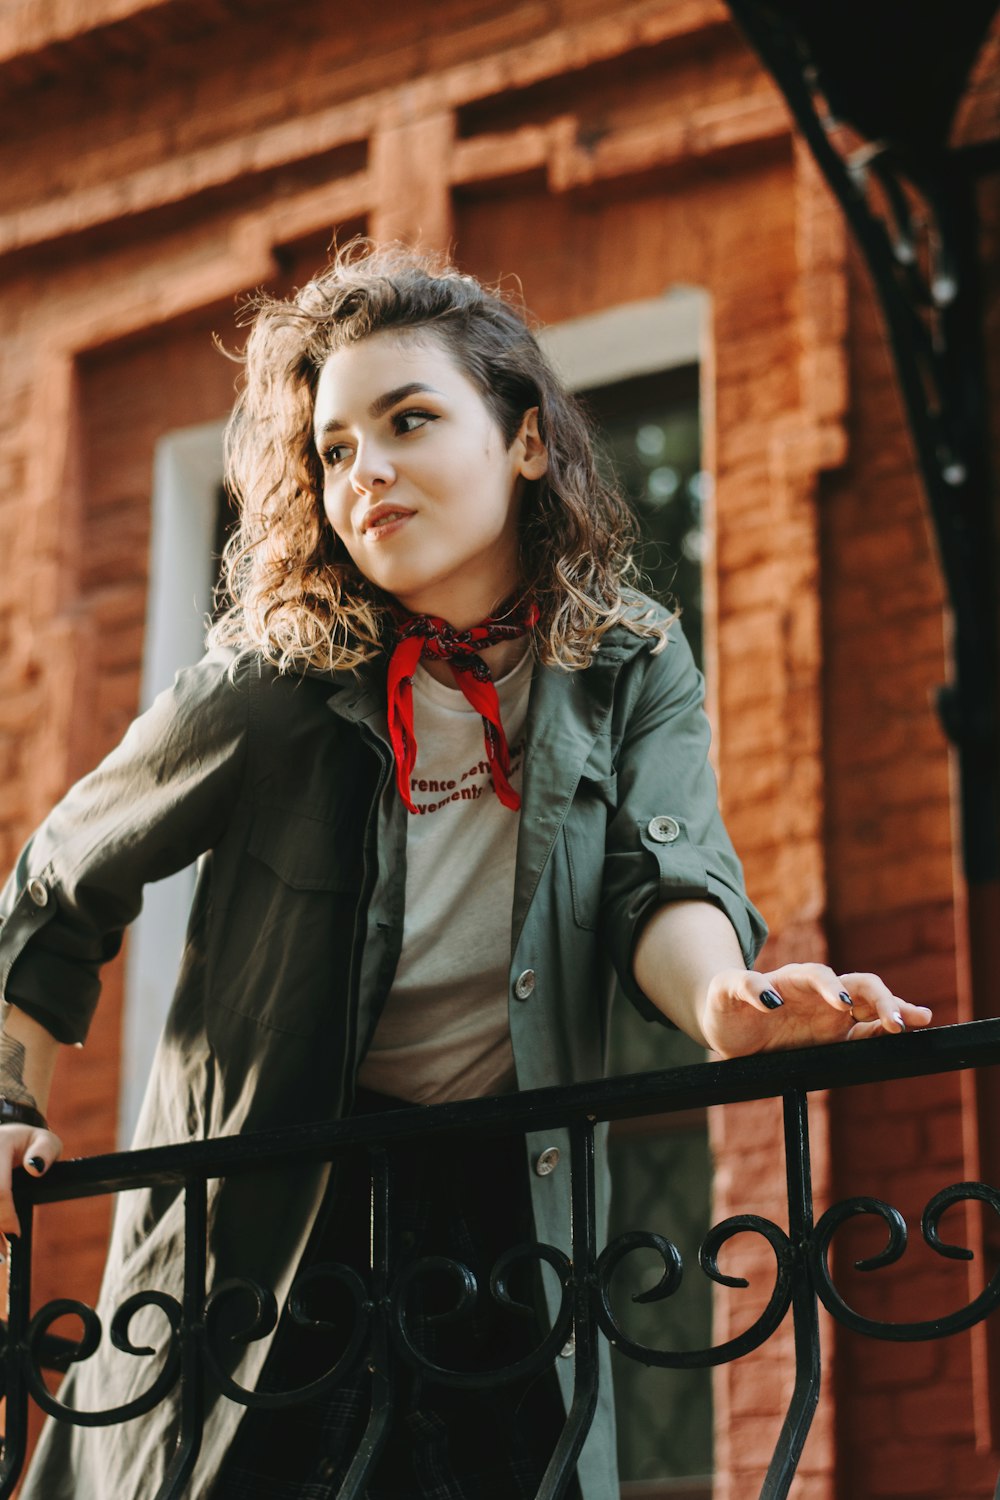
[0,1,997,1494]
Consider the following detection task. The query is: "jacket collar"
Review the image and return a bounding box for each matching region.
[511,639,634,945]
[322,656,390,731]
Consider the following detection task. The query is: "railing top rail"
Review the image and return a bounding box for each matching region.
[29,1018,1000,1205]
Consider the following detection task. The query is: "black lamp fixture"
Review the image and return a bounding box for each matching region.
[726,0,1000,891]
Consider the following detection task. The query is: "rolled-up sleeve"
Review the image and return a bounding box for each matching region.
[0,648,251,1045]
[601,626,767,1023]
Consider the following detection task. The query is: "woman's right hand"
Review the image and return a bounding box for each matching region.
[0,1123,63,1241]
[0,1002,65,1243]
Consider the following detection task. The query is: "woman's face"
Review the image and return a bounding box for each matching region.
[313,330,546,625]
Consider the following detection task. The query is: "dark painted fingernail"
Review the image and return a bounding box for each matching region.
[27,1156,46,1174]
[760,989,784,1010]
[839,991,853,1006]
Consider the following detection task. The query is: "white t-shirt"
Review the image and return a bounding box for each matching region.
[357,650,532,1105]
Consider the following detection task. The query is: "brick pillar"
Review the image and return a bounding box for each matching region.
[369,108,455,252]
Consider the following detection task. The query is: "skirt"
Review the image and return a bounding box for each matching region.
[211,1090,580,1500]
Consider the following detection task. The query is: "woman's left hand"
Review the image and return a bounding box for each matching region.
[700,963,933,1059]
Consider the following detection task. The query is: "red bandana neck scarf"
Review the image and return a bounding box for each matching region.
[387,600,539,813]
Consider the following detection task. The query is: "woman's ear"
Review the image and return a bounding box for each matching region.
[514,407,548,481]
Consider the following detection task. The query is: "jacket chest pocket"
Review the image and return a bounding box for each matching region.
[562,771,617,931]
[209,807,363,1038]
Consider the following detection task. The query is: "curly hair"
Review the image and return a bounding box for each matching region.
[208,239,671,673]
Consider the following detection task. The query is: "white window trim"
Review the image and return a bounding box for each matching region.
[119,420,226,1145]
[536,286,708,391]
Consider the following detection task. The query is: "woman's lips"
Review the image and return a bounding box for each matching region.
[362,508,414,541]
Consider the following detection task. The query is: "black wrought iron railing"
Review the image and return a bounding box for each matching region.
[5,1019,1000,1500]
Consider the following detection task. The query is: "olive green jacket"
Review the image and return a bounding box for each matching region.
[7,616,765,1500]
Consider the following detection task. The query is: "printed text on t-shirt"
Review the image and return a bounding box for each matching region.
[408,740,525,814]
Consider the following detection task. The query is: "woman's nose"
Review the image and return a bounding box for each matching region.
[350,439,395,494]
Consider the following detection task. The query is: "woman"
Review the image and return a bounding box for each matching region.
[0,243,931,1499]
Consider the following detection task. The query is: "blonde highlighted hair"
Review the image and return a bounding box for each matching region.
[209,240,670,672]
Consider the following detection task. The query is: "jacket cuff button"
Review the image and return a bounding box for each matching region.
[647,815,681,844]
[27,878,49,908]
[534,1146,561,1176]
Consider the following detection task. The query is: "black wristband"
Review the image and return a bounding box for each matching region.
[0,1098,47,1131]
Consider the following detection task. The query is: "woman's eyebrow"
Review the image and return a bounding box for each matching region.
[369,381,444,419]
[316,382,445,440]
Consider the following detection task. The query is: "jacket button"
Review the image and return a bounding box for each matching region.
[513,969,535,1000]
[534,1146,560,1176]
[647,815,681,844]
[27,878,49,907]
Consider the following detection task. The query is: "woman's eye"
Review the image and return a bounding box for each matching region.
[323,443,352,467]
[394,409,437,435]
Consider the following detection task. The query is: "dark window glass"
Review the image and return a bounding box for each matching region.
[582,364,704,668]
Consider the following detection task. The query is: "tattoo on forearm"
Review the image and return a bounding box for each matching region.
[0,1002,38,1108]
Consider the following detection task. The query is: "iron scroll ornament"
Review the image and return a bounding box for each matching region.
[17,1260,373,1429]
[594,1189,1000,1369]
[14,1250,572,1420]
[391,1240,575,1388]
[201,1263,372,1409]
[24,1291,183,1427]
[809,1181,1000,1341]
[596,1217,798,1368]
